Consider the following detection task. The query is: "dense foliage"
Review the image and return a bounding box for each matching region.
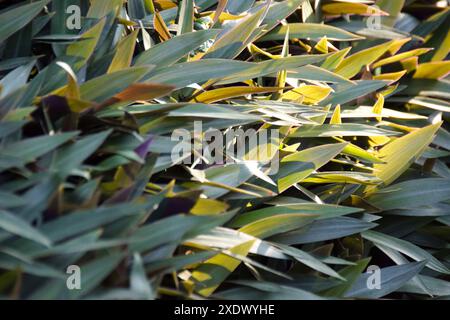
[0,0,449,300]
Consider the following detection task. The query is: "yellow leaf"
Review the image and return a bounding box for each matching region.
[214,12,247,23]
[379,84,399,97]
[283,85,332,104]
[192,86,284,103]
[372,94,384,122]
[212,0,228,24]
[335,41,391,78]
[315,36,329,54]
[369,136,391,148]
[154,0,177,10]
[144,0,156,14]
[248,43,279,60]
[336,38,410,78]
[56,61,80,99]
[413,61,450,79]
[117,17,137,27]
[102,166,133,192]
[295,39,312,53]
[66,98,95,113]
[66,19,106,70]
[96,83,175,109]
[107,30,139,73]
[154,11,172,41]
[401,56,419,73]
[330,104,342,124]
[366,122,442,193]
[373,70,407,82]
[431,28,450,61]
[387,37,411,55]
[191,241,254,297]
[239,214,316,239]
[372,48,433,68]
[191,199,230,215]
[322,3,389,16]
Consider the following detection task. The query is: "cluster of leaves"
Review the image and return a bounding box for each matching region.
[0,0,449,300]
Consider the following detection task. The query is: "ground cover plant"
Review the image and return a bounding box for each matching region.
[0,0,449,300]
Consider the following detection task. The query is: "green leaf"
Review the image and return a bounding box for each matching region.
[167,103,261,120]
[145,59,254,89]
[51,130,111,175]
[271,217,376,244]
[146,251,217,274]
[204,5,266,59]
[0,0,50,44]
[367,178,450,210]
[277,244,345,280]
[67,253,124,299]
[127,0,150,19]
[184,163,256,199]
[290,65,354,84]
[130,252,154,299]
[400,275,450,297]
[262,0,307,33]
[289,124,398,138]
[0,62,36,98]
[0,121,26,138]
[323,258,371,297]
[261,23,363,42]
[362,230,450,275]
[0,210,51,247]
[0,132,78,171]
[80,66,152,102]
[230,203,361,227]
[218,54,330,85]
[0,191,25,208]
[322,81,387,106]
[134,30,220,68]
[377,0,405,27]
[412,8,450,38]
[37,203,149,244]
[0,254,64,279]
[177,0,194,35]
[346,261,426,299]
[220,280,323,300]
[0,0,447,301]
[276,143,348,192]
[129,213,233,253]
[226,0,255,15]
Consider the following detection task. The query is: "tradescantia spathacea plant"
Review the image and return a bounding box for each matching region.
[0,0,449,300]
